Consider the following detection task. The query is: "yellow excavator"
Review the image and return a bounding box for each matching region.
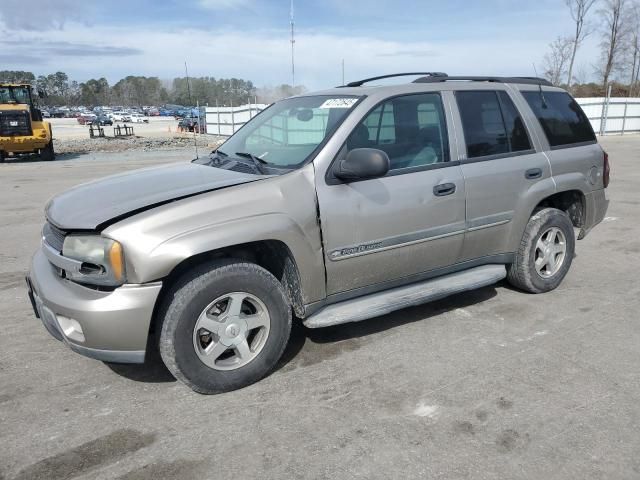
[0,83,54,162]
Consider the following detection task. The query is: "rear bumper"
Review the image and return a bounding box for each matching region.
[579,188,609,239]
[0,131,50,153]
[27,248,162,363]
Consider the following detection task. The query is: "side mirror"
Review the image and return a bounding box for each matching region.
[333,148,390,182]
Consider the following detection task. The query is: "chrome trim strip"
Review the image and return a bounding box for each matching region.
[467,219,510,232]
[41,240,82,273]
[329,222,466,261]
[329,212,513,262]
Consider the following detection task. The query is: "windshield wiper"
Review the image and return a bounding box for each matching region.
[235,151,268,174]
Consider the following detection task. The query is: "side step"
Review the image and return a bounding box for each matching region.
[303,265,506,328]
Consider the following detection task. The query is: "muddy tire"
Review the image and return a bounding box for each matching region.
[507,208,575,294]
[40,126,55,161]
[158,259,292,394]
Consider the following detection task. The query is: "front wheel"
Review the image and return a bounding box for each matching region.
[40,141,55,161]
[507,208,575,293]
[159,260,292,394]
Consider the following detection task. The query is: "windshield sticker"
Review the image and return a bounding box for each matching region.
[319,98,358,109]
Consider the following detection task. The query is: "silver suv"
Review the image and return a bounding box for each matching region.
[27,73,610,393]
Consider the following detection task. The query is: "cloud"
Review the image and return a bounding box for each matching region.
[376,50,439,58]
[0,0,93,31]
[1,40,142,57]
[0,20,600,88]
[198,0,251,10]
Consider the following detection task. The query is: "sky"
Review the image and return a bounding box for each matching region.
[0,0,602,90]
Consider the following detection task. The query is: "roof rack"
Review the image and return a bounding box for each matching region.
[342,72,449,87]
[412,76,553,86]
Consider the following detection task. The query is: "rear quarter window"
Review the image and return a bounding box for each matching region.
[522,91,596,148]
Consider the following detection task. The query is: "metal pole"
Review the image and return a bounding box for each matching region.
[290,0,295,86]
[194,100,200,159]
[601,84,612,136]
[342,59,345,85]
[231,99,235,134]
[621,99,628,135]
[216,99,221,136]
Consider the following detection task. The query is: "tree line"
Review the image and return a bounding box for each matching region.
[0,70,304,107]
[542,0,640,96]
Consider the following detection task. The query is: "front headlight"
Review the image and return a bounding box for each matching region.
[62,235,126,287]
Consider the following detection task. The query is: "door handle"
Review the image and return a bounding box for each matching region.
[525,168,542,179]
[433,183,456,196]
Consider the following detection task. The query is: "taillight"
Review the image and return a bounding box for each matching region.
[603,150,610,188]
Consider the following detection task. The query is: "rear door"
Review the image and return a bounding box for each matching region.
[315,92,466,296]
[453,88,553,261]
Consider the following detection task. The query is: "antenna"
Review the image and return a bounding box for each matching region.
[290,0,295,87]
[184,61,199,159]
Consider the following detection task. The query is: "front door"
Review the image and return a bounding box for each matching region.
[315,92,467,296]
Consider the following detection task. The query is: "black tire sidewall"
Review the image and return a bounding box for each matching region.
[523,209,575,292]
[160,262,291,394]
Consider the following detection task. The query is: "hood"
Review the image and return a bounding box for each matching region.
[46,162,260,230]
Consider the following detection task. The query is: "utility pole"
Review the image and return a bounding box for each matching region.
[290,0,295,87]
[342,59,345,85]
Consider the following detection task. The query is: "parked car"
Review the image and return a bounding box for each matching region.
[178,116,199,132]
[27,73,609,394]
[76,113,96,125]
[127,113,149,124]
[91,114,113,126]
[111,111,131,122]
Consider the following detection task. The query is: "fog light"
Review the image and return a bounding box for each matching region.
[56,315,85,343]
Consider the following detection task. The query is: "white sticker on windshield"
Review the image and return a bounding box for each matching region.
[319,98,358,109]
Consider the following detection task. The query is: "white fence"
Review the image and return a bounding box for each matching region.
[204,104,268,136]
[204,97,640,137]
[576,97,640,135]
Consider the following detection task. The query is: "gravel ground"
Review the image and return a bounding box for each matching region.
[53,135,225,155]
[0,136,639,480]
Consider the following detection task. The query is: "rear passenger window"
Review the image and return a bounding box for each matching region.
[456,91,532,159]
[347,93,449,171]
[522,91,596,148]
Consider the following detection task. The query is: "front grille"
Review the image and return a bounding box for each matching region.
[43,222,67,252]
[0,110,32,136]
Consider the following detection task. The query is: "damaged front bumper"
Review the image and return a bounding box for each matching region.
[27,247,162,363]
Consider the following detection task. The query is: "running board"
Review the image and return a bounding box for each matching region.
[303,265,506,328]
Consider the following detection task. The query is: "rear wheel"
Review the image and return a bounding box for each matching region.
[159,260,292,394]
[0,151,5,163]
[40,141,55,161]
[507,208,575,293]
[40,125,55,161]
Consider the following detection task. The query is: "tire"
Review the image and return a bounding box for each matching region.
[40,125,55,161]
[159,259,292,394]
[507,208,575,293]
[40,141,55,161]
[0,151,5,163]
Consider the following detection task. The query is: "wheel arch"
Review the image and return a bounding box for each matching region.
[149,239,306,335]
[530,189,586,229]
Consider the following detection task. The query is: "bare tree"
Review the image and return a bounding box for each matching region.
[565,0,598,89]
[543,36,574,86]
[597,0,631,88]
[628,3,640,96]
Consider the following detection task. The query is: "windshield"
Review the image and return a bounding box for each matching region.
[217,95,361,169]
[0,86,30,104]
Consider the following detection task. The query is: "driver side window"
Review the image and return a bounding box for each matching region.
[346,93,450,171]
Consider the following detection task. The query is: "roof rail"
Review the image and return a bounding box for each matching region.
[342,72,448,87]
[412,76,553,87]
